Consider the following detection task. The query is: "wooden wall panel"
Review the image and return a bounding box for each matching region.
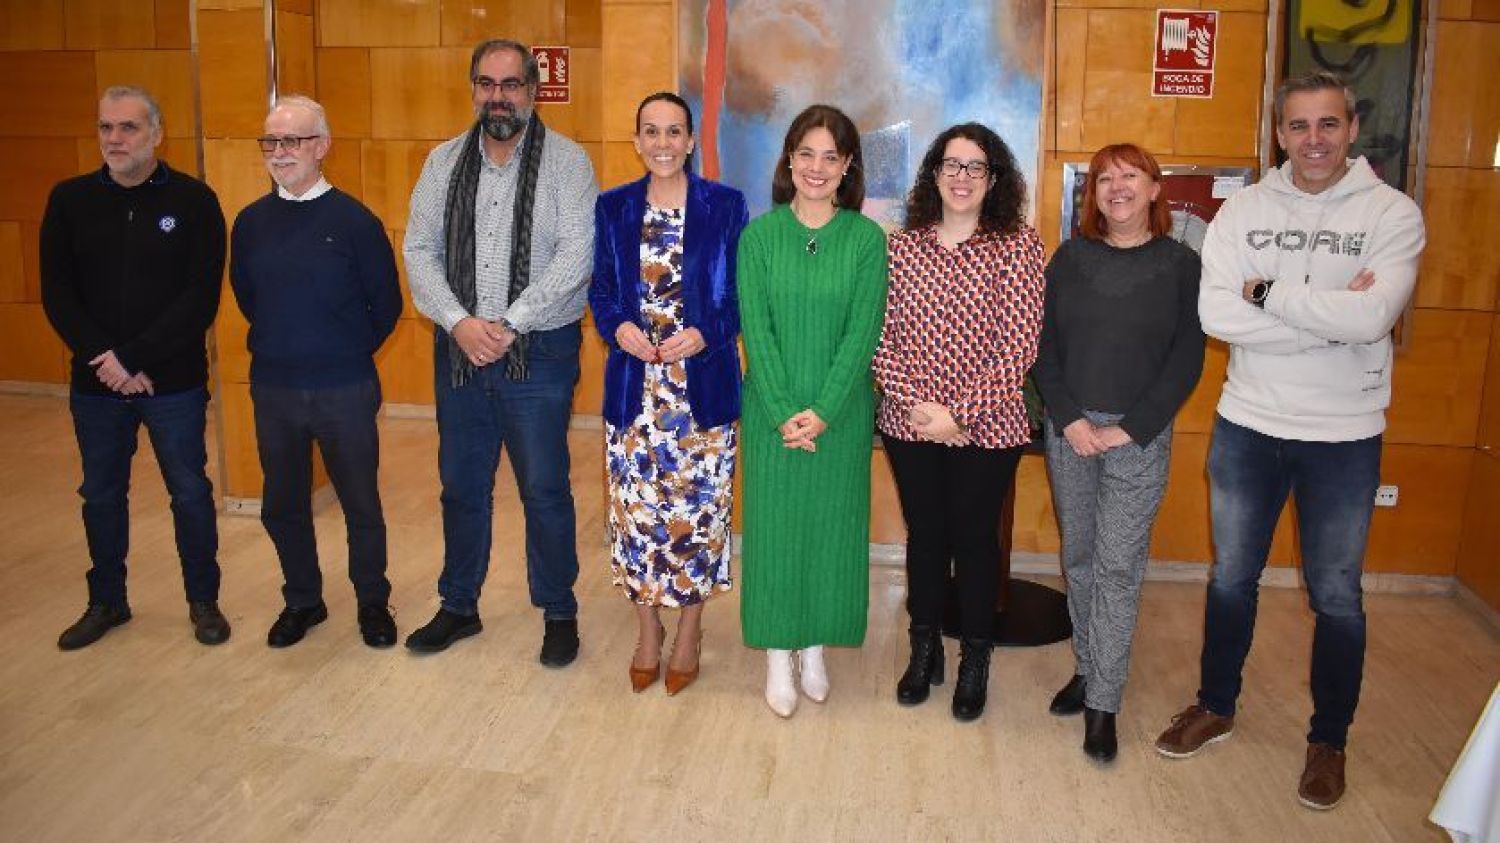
[567,0,603,48]
[213,297,251,384]
[1149,431,1298,565]
[318,0,440,48]
[274,11,316,98]
[1079,10,1175,153]
[198,9,269,139]
[600,3,675,142]
[0,303,67,382]
[572,328,607,416]
[1428,21,1484,168]
[0,1,65,51]
[389,230,418,319]
[578,141,603,188]
[1053,9,1088,153]
[316,48,372,139]
[368,47,473,140]
[217,380,262,498]
[0,222,24,303]
[1457,451,1500,610]
[1175,339,1228,435]
[439,0,568,47]
[1385,308,1491,446]
[536,47,601,143]
[202,138,272,224]
[1477,314,1500,452]
[601,140,641,191]
[361,140,441,231]
[1364,445,1472,574]
[0,52,97,138]
[322,141,364,201]
[94,50,196,138]
[64,0,157,50]
[1172,12,1263,158]
[19,221,40,302]
[1010,453,1060,554]
[0,139,85,221]
[1415,167,1500,311]
[154,0,191,49]
[375,318,436,405]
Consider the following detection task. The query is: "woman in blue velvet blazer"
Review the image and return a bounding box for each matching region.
[589,92,748,697]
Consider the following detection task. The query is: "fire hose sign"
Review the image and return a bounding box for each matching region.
[1153,10,1217,98]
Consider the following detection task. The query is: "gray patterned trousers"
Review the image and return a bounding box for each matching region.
[1045,411,1172,712]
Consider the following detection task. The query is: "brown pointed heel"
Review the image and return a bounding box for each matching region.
[664,628,703,696]
[629,620,666,693]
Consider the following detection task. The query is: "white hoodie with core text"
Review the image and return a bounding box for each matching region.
[1198,156,1426,442]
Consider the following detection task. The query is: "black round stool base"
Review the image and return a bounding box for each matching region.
[942,577,1073,647]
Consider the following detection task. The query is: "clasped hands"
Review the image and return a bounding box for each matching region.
[1240,268,1375,303]
[1062,418,1132,458]
[909,401,971,447]
[780,409,826,452]
[614,322,706,364]
[91,350,154,396]
[453,316,518,367]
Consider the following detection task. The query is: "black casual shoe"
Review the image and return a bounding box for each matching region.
[357,604,397,648]
[539,618,580,668]
[266,602,328,648]
[896,625,945,706]
[58,604,131,650]
[189,601,231,645]
[1084,706,1118,762]
[1049,674,1086,716]
[404,609,482,653]
[951,638,992,722]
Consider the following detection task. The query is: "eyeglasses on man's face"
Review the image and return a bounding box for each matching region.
[472,76,529,97]
[257,135,322,154]
[938,158,991,179]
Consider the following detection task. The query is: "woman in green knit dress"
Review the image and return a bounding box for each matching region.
[736,104,888,718]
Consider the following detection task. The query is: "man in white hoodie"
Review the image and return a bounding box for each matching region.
[1153,72,1426,810]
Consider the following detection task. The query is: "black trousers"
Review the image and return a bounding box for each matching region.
[882,434,1023,640]
[252,378,391,609]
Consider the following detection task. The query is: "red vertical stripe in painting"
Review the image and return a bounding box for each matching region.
[701,0,728,180]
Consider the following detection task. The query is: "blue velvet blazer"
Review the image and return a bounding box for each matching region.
[589,172,749,428]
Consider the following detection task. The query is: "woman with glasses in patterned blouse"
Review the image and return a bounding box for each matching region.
[872,123,1046,722]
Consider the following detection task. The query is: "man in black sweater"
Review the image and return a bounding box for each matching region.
[41,85,229,650]
[230,95,403,649]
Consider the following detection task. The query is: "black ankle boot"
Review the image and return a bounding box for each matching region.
[896,625,944,706]
[1049,674,1086,716]
[951,638,992,722]
[1084,706,1118,761]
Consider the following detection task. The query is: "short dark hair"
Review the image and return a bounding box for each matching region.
[469,39,539,86]
[1078,143,1172,240]
[1273,70,1356,125]
[770,104,865,209]
[903,122,1025,235]
[635,91,694,169]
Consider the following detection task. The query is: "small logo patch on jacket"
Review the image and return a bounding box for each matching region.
[159,215,177,233]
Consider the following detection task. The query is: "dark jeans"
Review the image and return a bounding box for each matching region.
[69,386,219,607]
[882,434,1024,640]
[252,378,390,609]
[1197,415,1379,749]
[434,322,581,619]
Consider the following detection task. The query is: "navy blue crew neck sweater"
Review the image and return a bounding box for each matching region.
[230,187,402,389]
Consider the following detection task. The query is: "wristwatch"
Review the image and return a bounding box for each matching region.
[1249,279,1275,308]
[497,317,519,336]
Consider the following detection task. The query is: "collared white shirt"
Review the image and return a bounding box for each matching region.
[277,176,332,202]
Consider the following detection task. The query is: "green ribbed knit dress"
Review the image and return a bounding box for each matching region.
[737,204,888,649]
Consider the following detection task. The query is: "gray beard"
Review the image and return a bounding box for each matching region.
[482,112,526,141]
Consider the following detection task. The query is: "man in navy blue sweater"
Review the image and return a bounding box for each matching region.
[230,95,403,649]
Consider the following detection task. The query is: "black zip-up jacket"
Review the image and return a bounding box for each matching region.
[40,162,227,396]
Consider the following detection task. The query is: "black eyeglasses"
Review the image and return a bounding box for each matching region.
[938,158,991,179]
[472,76,528,97]
[257,135,321,153]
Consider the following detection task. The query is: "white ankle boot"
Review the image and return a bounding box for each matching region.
[765,649,798,718]
[799,645,830,703]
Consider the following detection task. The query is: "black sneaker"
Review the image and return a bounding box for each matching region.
[189,601,231,645]
[58,604,131,650]
[404,608,482,653]
[266,602,328,648]
[539,618,579,668]
[357,604,398,648]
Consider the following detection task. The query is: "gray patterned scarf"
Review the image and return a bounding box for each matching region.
[441,113,547,385]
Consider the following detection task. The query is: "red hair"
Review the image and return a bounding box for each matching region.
[1078,143,1172,241]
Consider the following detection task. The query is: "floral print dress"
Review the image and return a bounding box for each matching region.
[604,204,737,607]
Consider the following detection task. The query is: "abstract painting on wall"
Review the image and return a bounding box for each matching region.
[678,0,1046,227]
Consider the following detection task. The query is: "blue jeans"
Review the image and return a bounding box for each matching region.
[1197,415,1379,749]
[433,322,581,619]
[252,378,390,609]
[69,387,220,607]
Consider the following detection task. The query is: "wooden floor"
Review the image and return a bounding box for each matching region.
[0,392,1494,842]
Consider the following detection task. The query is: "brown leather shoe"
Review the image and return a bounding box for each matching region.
[664,628,702,696]
[629,621,665,693]
[1298,742,1347,810]
[1155,704,1234,758]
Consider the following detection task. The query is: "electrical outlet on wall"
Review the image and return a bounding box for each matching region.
[1374,485,1399,507]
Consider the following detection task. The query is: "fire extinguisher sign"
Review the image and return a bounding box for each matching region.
[532,46,570,104]
[1152,10,1217,98]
